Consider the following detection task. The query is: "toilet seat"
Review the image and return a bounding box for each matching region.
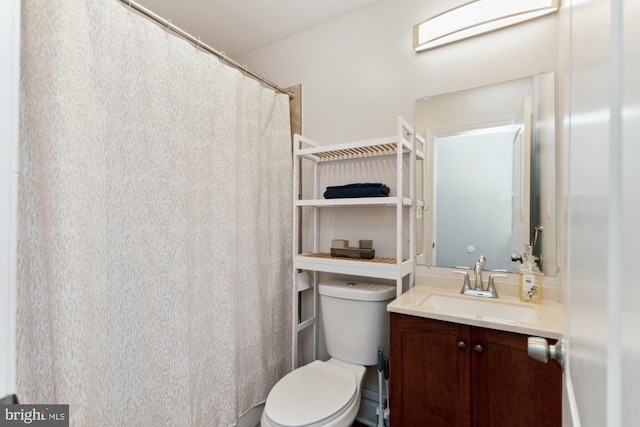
[263,360,357,427]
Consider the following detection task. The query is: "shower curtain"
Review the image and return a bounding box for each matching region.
[17,1,292,425]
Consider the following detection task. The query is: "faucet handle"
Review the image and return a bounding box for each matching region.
[486,274,508,298]
[452,270,471,294]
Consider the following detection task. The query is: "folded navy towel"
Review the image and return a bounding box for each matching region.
[323,183,390,199]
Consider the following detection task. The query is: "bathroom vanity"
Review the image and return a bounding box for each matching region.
[388,285,563,426]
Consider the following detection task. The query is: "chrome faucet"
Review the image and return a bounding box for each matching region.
[478,255,486,270]
[473,255,486,291]
[473,260,484,291]
[453,256,505,298]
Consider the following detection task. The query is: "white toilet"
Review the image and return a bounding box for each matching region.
[261,279,395,427]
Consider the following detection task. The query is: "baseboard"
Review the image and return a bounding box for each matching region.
[563,372,581,427]
[237,403,264,427]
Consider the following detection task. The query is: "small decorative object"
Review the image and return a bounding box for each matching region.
[518,245,543,303]
[359,240,373,249]
[331,239,349,249]
[330,239,375,259]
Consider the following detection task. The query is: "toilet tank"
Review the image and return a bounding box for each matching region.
[318,279,395,366]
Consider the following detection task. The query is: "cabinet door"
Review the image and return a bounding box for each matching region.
[390,313,471,427]
[471,327,562,427]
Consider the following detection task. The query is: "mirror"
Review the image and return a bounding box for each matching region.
[415,73,557,276]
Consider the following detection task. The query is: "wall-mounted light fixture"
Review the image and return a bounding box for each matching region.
[414,0,559,52]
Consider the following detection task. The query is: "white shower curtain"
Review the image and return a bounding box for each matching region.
[17,1,292,425]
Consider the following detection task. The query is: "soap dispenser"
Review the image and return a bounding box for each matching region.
[518,245,543,303]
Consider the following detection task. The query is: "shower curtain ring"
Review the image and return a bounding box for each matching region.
[166,19,172,32]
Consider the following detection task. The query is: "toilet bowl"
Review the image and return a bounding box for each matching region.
[261,279,395,427]
[261,358,366,427]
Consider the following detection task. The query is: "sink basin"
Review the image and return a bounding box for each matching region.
[420,293,540,324]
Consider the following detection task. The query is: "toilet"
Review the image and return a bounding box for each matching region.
[261,279,395,427]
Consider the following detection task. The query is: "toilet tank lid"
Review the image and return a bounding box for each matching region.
[318,279,395,302]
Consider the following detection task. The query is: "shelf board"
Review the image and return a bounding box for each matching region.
[296,137,410,162]
[296,197,413,207]
[294,253,414,280]
[303,252,399,264]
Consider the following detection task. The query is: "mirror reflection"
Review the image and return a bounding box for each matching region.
[415,73,557,276]
[434,125,526,271]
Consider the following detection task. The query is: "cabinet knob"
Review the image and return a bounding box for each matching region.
[474,344,483,353]
[457,341,467,350]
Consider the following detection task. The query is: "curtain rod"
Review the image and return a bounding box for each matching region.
[118,0,294,99]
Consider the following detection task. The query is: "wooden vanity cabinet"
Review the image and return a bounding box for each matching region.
[390,313,562,427]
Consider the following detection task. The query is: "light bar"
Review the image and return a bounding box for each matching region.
[414,0,559,52]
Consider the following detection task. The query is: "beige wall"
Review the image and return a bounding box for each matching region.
[238,0,559,144]
[240,0,562,282]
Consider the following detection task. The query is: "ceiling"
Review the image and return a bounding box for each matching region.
[134,0,382,58]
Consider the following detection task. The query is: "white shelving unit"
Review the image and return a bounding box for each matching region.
[291,117,419,367]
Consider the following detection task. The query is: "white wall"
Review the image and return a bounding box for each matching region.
[0,0,20,401]
[239,0,558,144]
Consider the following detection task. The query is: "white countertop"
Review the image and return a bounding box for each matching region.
[387,285,563,339]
